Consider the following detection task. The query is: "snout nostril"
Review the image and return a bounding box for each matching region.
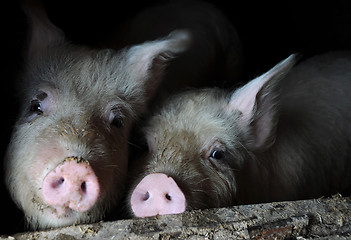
[51,177,64,188]
[165,193,171,201]
[142,192,150,201]
[58,177,64,184]
[81,181,87,193]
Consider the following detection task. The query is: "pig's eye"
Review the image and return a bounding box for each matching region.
[30,100,43,115]
[111,116,123,128]
[210,150,225,160]
[109,108,124,128]
[25,90,51,122]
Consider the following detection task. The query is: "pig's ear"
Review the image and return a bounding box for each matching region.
[227,54,297,152]
[123,30,191,102]
[23,0,65,58]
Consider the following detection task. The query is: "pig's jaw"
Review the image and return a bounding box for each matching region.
[30,194,99,229]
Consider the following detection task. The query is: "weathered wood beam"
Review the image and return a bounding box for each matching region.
[2,195,350,239]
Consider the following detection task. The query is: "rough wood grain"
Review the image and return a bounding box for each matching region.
[2,195,350,239]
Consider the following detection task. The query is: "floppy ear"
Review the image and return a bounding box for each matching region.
[121,30,192,102]
[227,54,297,152]
[22,0,65,58]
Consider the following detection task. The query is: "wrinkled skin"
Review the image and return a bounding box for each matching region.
[129,52,351,217]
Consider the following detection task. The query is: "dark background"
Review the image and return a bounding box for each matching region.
[1,0,351,235]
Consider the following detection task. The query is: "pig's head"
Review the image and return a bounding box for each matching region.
[129,55,297,217]
[5,2,190,229]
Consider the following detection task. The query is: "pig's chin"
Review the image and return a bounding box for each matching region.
[47,205,79,218]
[31,199,100,229]
[39,206,88,227]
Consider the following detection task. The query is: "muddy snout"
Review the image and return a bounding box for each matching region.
[130,173,186,217]
[42,157,100,212]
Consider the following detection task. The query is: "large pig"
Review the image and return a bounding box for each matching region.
[129,52,351,218]
[4,1,242,230]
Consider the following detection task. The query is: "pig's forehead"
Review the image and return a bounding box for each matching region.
[30,46,127,91]
[147,89,241,147]
[149,118,236,159]
[150,103,228,140]
[56,54,125,93]
[160,90,228,124]
[29,48,131,102]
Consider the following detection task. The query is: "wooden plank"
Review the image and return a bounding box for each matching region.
[2,195,350,239]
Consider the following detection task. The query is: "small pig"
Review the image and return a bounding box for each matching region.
[4,1,241,230]
[129,52,351,218]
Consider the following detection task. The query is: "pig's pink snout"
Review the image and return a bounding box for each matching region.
[131,173,186,217]
[42,158,100,213]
